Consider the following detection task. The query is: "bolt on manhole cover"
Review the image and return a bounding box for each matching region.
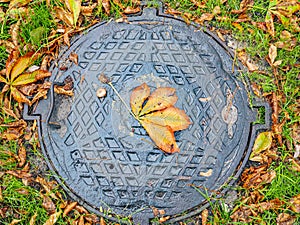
[24,6,271,225]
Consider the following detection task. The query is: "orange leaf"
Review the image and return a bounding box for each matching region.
[123,6,140,14]
[0,75,7,84]
[140,120,179,153]
[143,106,191,131]
[139,87,177,116]
[12,70,51,86]
[101,0,111,15]
[5,50,19,79]
[10,52,35,82]
[130,83,150,116]
[11,86,31,105]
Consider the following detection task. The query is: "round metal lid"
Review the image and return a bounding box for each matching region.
[26,7,270,224]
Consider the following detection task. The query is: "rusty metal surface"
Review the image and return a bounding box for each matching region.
[24,7,270,224]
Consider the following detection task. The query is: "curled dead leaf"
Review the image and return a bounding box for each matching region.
[43,211,62,225]
[201,209,208,225]
[42,195,56,214]
[101,0,111,15]
[289,194,300,213]
[69,52,78,65]
[123,6,140,14]
[17,145,27,167]
[63,201,77,216]
[268,44,277,65]
[276,213,295,225]
[54,86,74,96]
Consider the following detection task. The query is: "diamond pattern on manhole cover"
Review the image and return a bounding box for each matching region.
[24,7,271,225]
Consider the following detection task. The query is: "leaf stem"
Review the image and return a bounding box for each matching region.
[108,82,139,121]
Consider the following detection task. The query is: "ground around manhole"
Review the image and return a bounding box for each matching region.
[0,0,300,225]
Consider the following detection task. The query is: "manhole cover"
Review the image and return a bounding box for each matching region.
[25,7,270,224]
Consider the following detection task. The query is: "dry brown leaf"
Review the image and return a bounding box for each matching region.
[82,3,98,16]
[112,0,124,9]
[289,194,300,213]
[54,6,74,27]
[31,81,51,104]
[276,213,295,225]
[9,219,21,225]
[241,165,276,189]
[100,0,111,15]
[54,86,74,96]
[159,216,170,223]
[6,169,32,179]
[29,212,37,225]
[268,44,277,65]
[74,205,88,214]
[0,186,3,201]
[43,211,62,225]
[42,195,56,214]
[78,215,84,225]
[1,126,24,140]
[100,217,106,225]
[201,209,208,225]
[18,145,27,167]
[63,201,77,216]
[195,13,214,25]
[69,52,78,65]
[231,0,254,14]
[36,176,58,200]
[123,6,140,14]
[9,0,31,8]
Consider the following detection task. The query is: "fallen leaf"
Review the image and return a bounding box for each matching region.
[201,209,208,225]
[231,0,254,14]
[11,86,31,105]
[130,83,150,116]
[123,6,140,14]
[159,216,170,223]
[289,194,300,213]
[241,165,276,189]
[100,217,106,225]
[78,215,84,225]
[63,201,77,216]
[250,131,273,161]
[9,219,21,225]
[54,6,74,27]
[42,195,56,214]
[10,52,35,82]
[9,0,31,8]
[100,0,111,15]
[0,186,2,201]
[12,70,51,86]
[29,212,38,225]
[268,44,277,65]
[18,145,26,167]
[140,120,180,153]
[130,83,191,153]
[6,169,32,179]
[65,0,81,26]
[276,213,295,225]
[143,107,191,131]
[54,86,74,96]
[10,20,20,48]
[69,52,78,65]
[139,86,177,116]
[43,211,62,225]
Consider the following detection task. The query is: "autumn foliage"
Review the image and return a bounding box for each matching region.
[130,83,191,154]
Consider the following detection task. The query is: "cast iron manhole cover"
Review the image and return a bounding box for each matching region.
[25,6,270,224]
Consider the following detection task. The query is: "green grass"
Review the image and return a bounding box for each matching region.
[19,2,56,49]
